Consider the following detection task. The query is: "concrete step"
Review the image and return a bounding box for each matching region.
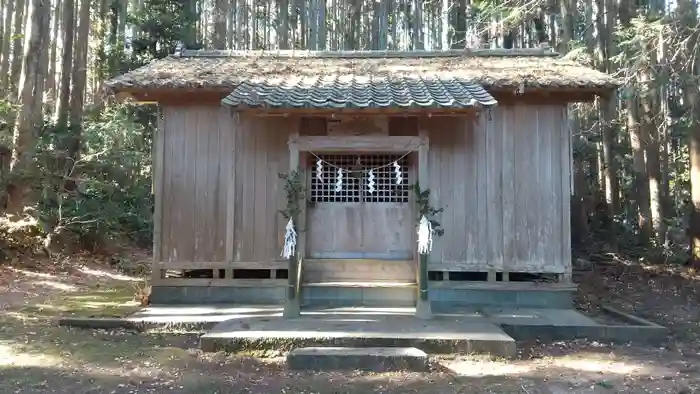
[303,281,416,288]
[200,313,517,358]
[287,346,428,372]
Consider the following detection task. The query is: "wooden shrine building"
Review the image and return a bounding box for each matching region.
[105,47,620,316]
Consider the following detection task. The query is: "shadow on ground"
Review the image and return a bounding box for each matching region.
[1,319,698,394]
[1,345,697,394]
[2,256,700,392]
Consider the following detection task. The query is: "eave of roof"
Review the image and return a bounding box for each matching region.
[104,49,622,95]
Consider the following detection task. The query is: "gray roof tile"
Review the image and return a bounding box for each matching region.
[221,74,498,109]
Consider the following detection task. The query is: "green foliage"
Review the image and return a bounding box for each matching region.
[129,0,199,63]
[278,169,306,222]
[413,182,444,237]
[33,104,155,249]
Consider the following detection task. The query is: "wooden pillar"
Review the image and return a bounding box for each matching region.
[416,128,432,319]
[560,107,573,283]
[223,111,237,280]
[151,107,165,282]
[284,130,301,317]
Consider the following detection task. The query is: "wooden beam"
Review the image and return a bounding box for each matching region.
[428,281,577,291]
[489,89,606,103]
[112,88,231,104]
[292,135,426,152]
[153,278,286,287]
[426,261,567,274]
[156,261,288,269]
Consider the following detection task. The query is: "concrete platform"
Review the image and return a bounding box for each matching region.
[287,347,428,371]
[485,306,668,344]
[200,308,516,358]
[57,304,668,354]
[484,307,600,326]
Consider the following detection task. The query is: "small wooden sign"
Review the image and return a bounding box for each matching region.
[326,116,388,136]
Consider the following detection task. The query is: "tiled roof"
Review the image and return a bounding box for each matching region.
[105,49,621,93]
[220,75,498,109]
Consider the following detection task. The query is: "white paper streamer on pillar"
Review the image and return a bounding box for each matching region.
[417,215,433,255]
[316,159,323,181]
[393,161,403,185]
[367,169,375,193]
[281,218,297,259]
[335,167,343,192]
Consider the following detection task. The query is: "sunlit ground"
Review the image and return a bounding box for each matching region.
[0,262,697,393]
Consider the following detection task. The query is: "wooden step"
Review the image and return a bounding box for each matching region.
[303,281,417,288]
[302,259,415,282]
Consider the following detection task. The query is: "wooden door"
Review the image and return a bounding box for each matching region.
[307,154,413,260]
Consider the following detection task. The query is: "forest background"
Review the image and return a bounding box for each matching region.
[0,0,697,266]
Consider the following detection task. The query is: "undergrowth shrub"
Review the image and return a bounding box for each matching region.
[0,103,156,256]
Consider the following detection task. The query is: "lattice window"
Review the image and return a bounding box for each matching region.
[309,154,410,203]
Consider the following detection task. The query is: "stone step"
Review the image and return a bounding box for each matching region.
[286,346,428,372]
[200,314,517,358]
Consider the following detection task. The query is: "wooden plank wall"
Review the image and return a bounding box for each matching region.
[160,106,233,262]
[232,114,290,262]
[159,106,290,264]
[157,105,571,275]
[426,104,570,274]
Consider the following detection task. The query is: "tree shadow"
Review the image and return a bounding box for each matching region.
[1,348,697,394]
[574,257,700,344]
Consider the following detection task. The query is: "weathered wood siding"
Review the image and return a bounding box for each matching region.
[156,104,571,276]
[232,115,290,263]
[157,106,289,264]
[159,106,232,262]
[426,104,571,274]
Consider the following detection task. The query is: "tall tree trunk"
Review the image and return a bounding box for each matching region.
[628,95,653,240]
[183,0,197,47]
[117,0,126,47]
[596,0,619,221]
[277,0,287,48]
[214,0,226,47]
[0,0,13,87]
[601,96,619,214]
[678,0,700,263]
[0,0,4,61]
[658,29,672,222]
[641,66,665,245]
[129,0,139,41]
[8,0,24,92]
[559,0,573,53]
[46,0,61,110]
[584,0,594,53]
[619,0,653,241]
[54,0,73,128]
[317,0,326,49]
[451,0,466,49]
[92,0,107,106]
[6,0,50,214]
[67,0,89,159]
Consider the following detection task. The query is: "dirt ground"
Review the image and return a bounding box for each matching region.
[1,254,700,393]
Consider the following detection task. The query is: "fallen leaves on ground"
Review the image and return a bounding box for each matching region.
[0,253,700,393]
